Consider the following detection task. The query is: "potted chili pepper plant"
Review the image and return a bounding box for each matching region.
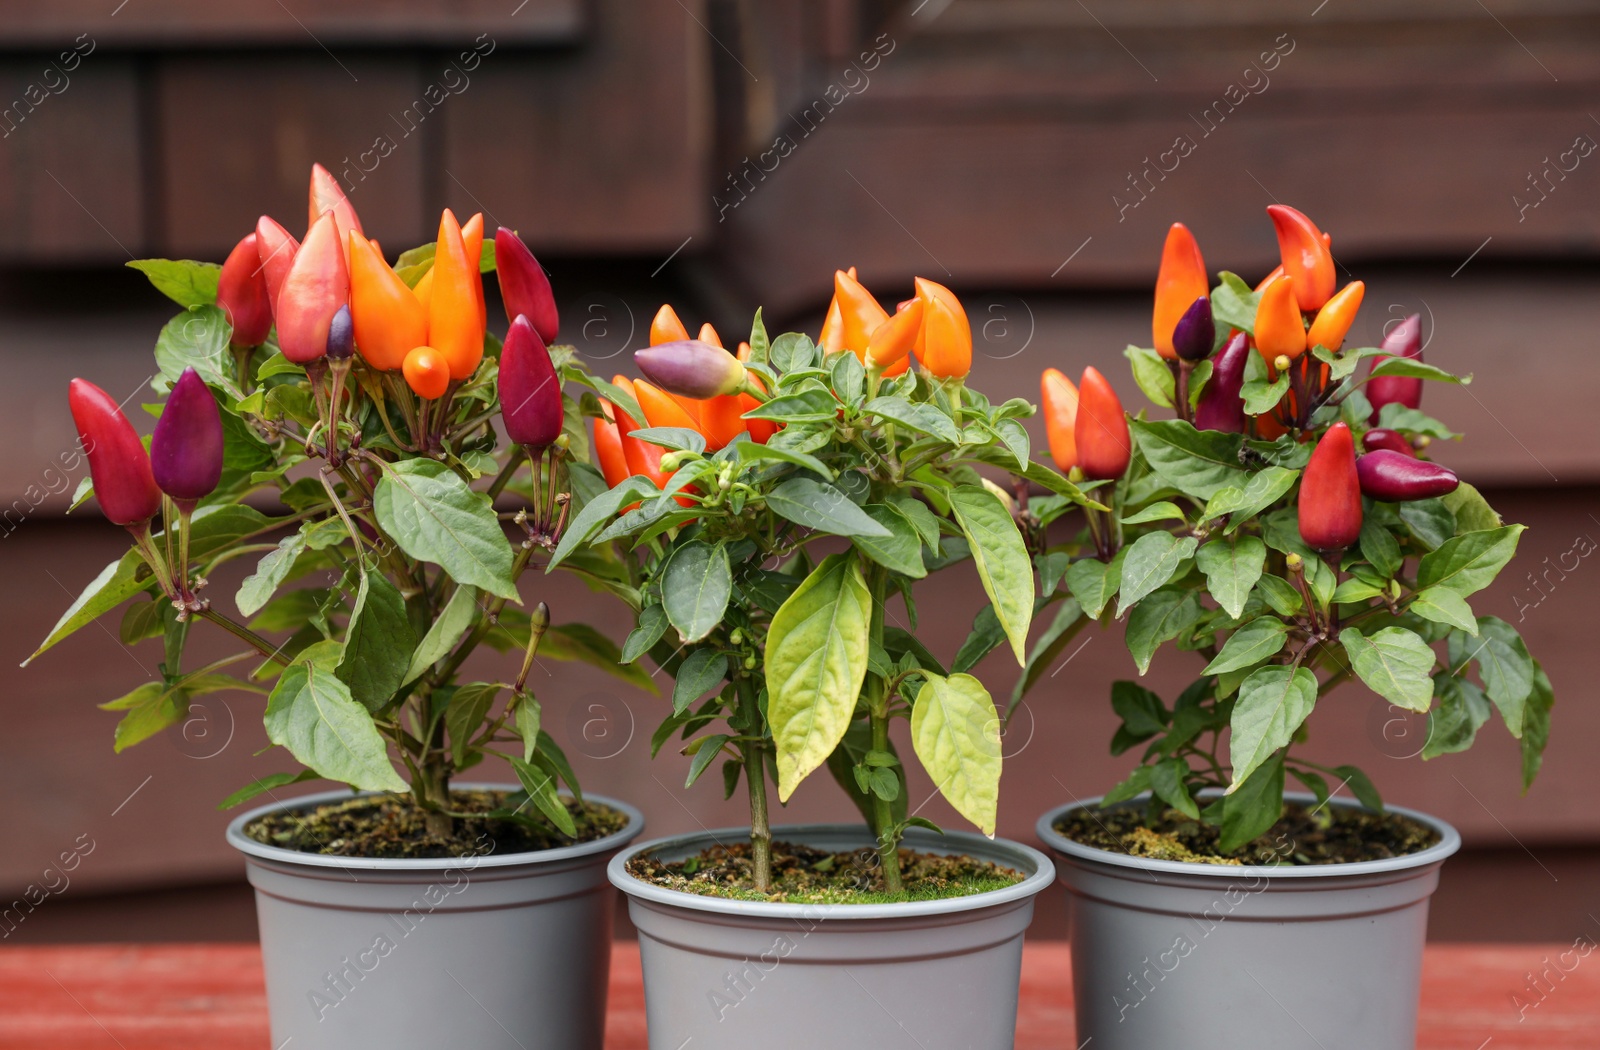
[1023,207,1550,1050]
[26,164,647,1050]
[552,273,1084,1048]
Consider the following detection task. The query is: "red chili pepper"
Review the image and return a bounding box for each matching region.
[1040,368,1078,472]
[254,216,299,319]
[1356,449,1458,502]
[1305,280,1364,353]
[1195,332,1250,433]
[1362,428,1416,457]
[217,233,272,348]
[494,228,559,344]
[68,378,161,527]
[1253,273,1306,360]
[276,211,349,364]
[1153,223,1208,359]
[499,316,563,450]
[1366,313,1424,421]
[1074,367,1131,480]
[613,375,693,506]
[150,368,223,505]
[1298,422,1362,551]
[309,163,363,263]
[1267,205,1335,311]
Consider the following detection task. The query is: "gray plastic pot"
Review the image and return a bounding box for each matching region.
[1037,793,1461,1050]
[226,785,643,1050]
[611,822,1055,1049]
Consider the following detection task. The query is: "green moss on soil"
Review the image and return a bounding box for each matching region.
[1056,801,1440,865]
[628,840,1024,904]
[245,789,627,859]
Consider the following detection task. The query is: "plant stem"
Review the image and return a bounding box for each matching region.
[196,609,284,664]
[864,563,904,893]
[736,676,773,893]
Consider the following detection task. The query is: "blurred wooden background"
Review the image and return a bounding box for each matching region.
[2,0,1597,944]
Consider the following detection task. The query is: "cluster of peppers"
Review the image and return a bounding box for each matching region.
[596,269,977,495]
[1040,204,1461,558]
[68,163,569,617]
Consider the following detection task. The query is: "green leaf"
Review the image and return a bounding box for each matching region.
[99,681,185,752]
[235,532,308,617]
[769,332,817,372]
[218,770,320,810]
[1331,577,1384,604]
[1442,483,1501,533]
[510,757,577,837]
[1116,531,1198,615]
[852,503,927,578]
[447,683,502,765]
[911,673,1002,836]
[1204,616,1290,675]
[684,733,733,789]
[1451,617,1535,734]
[1218,753,1284,853]
[1415,525,1525,598]
[374,459,519,600]
[548,476,659,570]
[1228,665,1317,791]
[621,605,669,664]
[673,649,729,716]
[1112,680,1167,737]
[766,554,872,802]
[1333,764,1384,812]
[993,418,1031,472]
[732,439,834,481]
[661,541,732,644]
[1254,574,1303,618]
[766,477,891,538]
[127,259,220,307]
[1123,346,1174,408]
[1125,587,1203,675]
[1521,662,1554,791]
[1201,466,1298,529]
[120,599,165,645]
[743,384,838,423]
[336,571,416,711]
[950,485,1034,664]
[1399,499,1457,550]
[1103,764,1154,804]
[1066,548,1126,619]
[1121,501,1187,526]
[1359,519,1402,579]
[628,426,705,453]
[1411,587,1477,634]
[1008,599,1084,711]
[862,396,962,443]
[1370,357,1469,385]
[1422,675,1491,759]
[1341,627,1436,712]
[515,697,541,763]
[404,585,480,684]
[747,308,770,367]
[1241,369,1291,416]
[1151,757,1200,820]
[1128,419,1251,500]
[1195,535,1266,620]
[1210,272,1260,334]
[153,304,240,398]
[264,662,406,792]
[887,493,941,551]
[25,554,151,665]
[952,605,1006,674]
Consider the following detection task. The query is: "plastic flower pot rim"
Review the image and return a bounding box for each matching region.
[1036,791,1461,881]
[610,821,1056,921]
[226,782,644,873]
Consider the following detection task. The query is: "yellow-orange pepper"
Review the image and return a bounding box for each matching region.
[402,345,449,399]
[1040,368,1078,473]
[651,304,690,346]
[348,232,426,372]
[460,212,486,331]
[1153,223,1208,359]
[1254,273,1306,360]
[917,290,971,379]
[428,209,484,380]
[834,269,889,360]
[1305,280,1365,353]
[866,299,923,371]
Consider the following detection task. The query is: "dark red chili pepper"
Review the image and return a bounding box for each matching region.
[495,228,559,345]
[1194,332,1249,433]
[1367,313,1423,421]
[217,233,273,348]
[68,378,161,527]
[1171,296,1215,362]
[499,314,563,450]
[1356,450,1458,502]
[636,339,748,400]
[151,368,224,505]
[1361,428,1415,457]
[1298,421,1362,552]
[325,303,354,361]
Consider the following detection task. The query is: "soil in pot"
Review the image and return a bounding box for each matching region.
[1055,801,1440,865]
[627,840,1025,903]
[244,789,629,858]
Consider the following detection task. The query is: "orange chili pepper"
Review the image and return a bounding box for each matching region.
[612,375,693,506]
[732,340,777,443]
[428,209,485,380]
[1153,223,1208,359]
[1040,368,1079,473]
[912,277,971,363]
[460,212,486,331]
[834,269,889,360]
[402,345,449,399]
[592,403,631,488]
[690,325,752,450]
[1267,205,1335,312]
[412,265,435,314]
[1254,265,1284,294]
[1305,280,1364,353]
[1254,273,1306,360]
[866,299,923,371]
[635,379,702,433]
[1074,367,1131,481]
[651,304,690,346]
[917,290,971,380]
[348,231,426,372]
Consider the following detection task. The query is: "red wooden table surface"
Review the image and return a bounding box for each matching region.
[0,942,1592,1048]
